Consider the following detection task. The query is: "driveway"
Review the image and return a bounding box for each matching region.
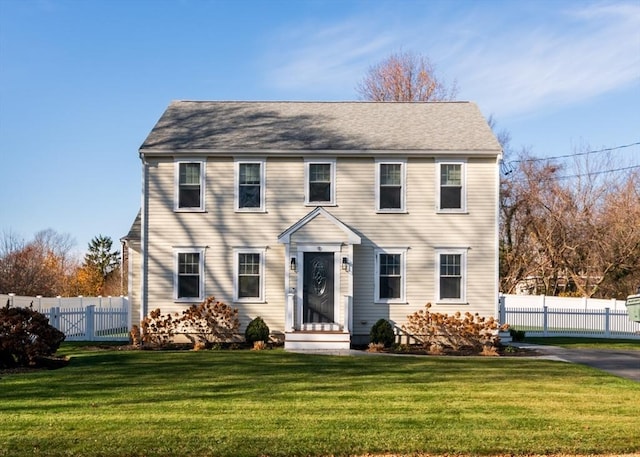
[515,344,640,382]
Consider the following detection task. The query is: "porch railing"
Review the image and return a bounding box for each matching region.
[285,293,352,332]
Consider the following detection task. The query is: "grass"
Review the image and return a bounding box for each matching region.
[1,345,639,457]
[524,336,640,350]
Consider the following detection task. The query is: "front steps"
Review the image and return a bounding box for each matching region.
[284,330,351,351]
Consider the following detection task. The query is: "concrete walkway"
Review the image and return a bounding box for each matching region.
[513,343,640,382]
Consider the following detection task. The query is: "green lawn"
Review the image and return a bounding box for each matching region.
[1,346,639,457]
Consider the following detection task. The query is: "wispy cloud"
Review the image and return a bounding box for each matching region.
[262,16,400,98]
[455,2,640,118]
[262,1,640,114]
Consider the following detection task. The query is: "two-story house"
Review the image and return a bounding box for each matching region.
[122,101,502,350]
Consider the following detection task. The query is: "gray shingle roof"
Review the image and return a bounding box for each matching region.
[140,101,501,153]
[121,210,141,243]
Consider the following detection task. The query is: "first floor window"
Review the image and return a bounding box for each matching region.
[235,249,265,301]
[175,249,205,300]
[436,249,467,302]
[375,248,406,303]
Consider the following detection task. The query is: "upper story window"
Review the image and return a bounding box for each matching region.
[374,248,407,303]
[175,160,205,211]
[435,249,467,304]
[174,248,205,301]
[376,160,406,212]
[437,161,466,212]
[305,159,336,205]
[233,248,266,302]
[235,159,265,212]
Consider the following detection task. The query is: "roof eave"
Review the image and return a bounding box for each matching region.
[138,148,502,158]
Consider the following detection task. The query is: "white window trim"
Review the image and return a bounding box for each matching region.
[234,158,266,212]
[434,248,468,304]
[304,158,337,206]
[375,159,407,213]
[436,159,467,213]
[173,247,206,302]
[374,247,407,304]
[174,159,206,212]
[233,247,266,303]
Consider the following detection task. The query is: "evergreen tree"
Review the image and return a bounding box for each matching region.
[83,235,120,294]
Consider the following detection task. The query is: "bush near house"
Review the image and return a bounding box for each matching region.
[369,318,395,347]
[244,316,270,345]
[403,303,508,354]
[0,303,65,368]
[140,297,240,349]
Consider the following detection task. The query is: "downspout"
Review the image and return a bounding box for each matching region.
[120,239,126,296]
[495,150,503,319]
[140,153,149,323]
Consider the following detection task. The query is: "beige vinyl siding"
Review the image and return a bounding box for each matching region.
[290,217,352,244]
[143,154,498,336]
[145,157,304,331]
[334,157,497,335]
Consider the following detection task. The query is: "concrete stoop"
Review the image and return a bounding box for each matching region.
[284,331,351,351]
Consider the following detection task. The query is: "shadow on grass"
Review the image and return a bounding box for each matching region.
[2,348,638,457]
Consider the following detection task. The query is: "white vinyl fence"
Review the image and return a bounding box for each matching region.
[499,294,640,339]
[500,293,627,310]
[2,294,130,341]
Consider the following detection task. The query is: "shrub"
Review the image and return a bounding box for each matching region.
[252,340,267,351]
[509,328,526,342]
[178,297,240,348]
[140,297,240,349]
[0,303,65,368]
[245,316,270,345]
[369,318,395,347]
[366,342,385,352]
[403,303,508,353]
[130,325,141,346]
[140,308,176,348]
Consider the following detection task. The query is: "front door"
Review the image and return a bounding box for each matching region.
[303,252,334,323]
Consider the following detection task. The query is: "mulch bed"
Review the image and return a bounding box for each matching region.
[0,344,542,377]
[362,344,541,357]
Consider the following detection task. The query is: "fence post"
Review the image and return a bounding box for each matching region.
[604,308,610,338]
[543,306,549,337]
[498,295,506,325]
[49,307,60,331]
[8,293,15,308]
[86,305,95,341]
[611,298,618,311]
[36,295,42,312]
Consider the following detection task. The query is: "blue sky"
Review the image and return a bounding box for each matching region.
[1,0,639,256]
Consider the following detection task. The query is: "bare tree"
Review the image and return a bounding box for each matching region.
[499,148,640,298]
[0,229,77,296]
[357,50,458,101]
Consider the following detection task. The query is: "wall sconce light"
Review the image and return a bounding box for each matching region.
[290,257,297,271]
[342,256,349,271]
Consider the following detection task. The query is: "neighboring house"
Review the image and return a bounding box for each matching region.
[122,101,502,350]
